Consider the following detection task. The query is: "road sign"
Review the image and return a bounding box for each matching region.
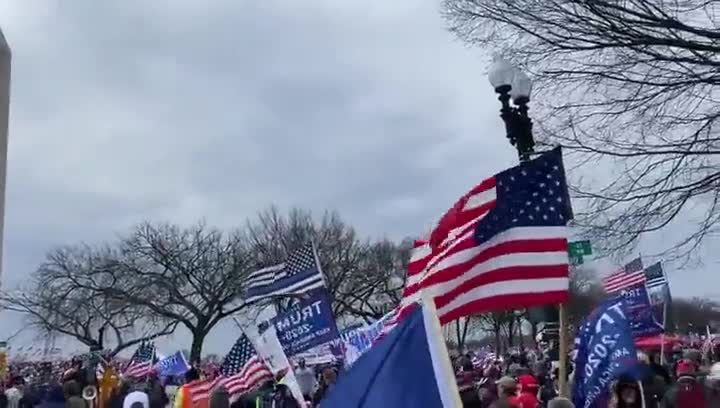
[568,240,592,256]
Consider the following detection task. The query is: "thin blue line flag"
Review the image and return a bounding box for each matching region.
[320,297,462,408]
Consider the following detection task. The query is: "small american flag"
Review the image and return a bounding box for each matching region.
[123,342,156,378]
[245,243,325,304]
[383,148,572,335]
[602,257,645,294]
[188,334,273,402]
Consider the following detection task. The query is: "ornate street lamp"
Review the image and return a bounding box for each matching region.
[488,56,560,358]
[488,57,535,162]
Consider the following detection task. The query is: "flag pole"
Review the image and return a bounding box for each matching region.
[660,301,668,366]
[558,303,569,397]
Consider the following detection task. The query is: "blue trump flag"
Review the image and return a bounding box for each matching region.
[573,298,641,408]
[154,351,189,378]
[268,289,340,356]
[617,285,664,337]
[321,298,462,408]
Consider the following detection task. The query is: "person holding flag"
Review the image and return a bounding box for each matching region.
[573,298,642,408]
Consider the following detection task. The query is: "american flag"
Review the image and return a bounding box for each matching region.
[188,334,273,402]
[383,148,572,335]
[245,243,325,304]
[123,342,156,378]
[602,257,645,294]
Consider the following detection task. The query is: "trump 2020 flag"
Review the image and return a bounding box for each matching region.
[573,298,641,408]
[154,351,190,378]
[321,295,462,408]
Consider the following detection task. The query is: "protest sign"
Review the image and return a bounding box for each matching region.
[572,298,641,408]
[269,290,339,356]
[617,285,665,336]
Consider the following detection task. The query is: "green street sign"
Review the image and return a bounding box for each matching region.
[568,240,592,257]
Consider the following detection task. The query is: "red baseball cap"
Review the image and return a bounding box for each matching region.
[518,374,539,390]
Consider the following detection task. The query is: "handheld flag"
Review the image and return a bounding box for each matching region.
[602,257,645,294]
[123,342,156,378]
[321,296,462,408]
[385,147,572,335]
[245,243,325,303]
[573,298,641,408]
[155,351,190,378]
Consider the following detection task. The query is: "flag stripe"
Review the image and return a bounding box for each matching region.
[603,270,646,293]
[383,149,571,338]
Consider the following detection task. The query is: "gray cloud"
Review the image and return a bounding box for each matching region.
[0,1,713,354]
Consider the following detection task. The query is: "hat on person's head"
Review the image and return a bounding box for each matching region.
[497,376,517,390]
[122,391,149,408]
[676,359,696,376]
[518,374,539,391]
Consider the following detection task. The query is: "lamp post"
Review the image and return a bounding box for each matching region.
[488,57,534,162]
[488,57,568,397]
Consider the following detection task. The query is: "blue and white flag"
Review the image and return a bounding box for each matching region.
[573,298,641,408]
[245,243,325,304]
[154,351,189,378]
[321,298,462,408]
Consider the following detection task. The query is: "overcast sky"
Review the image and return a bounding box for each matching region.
[0,1,716,356]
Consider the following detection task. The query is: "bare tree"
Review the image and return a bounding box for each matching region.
[245,207,408,320]
[443,0,720,262]
[0,246,176,356]
[37,223,255,362]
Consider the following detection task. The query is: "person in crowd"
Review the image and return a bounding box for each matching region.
[0,385,8,408]
[62,380,85,408]
[173,368,203,408]
[145,373,168,408]
[122,390,149,408]
[208,385,229,408]
[647,352,672,385]
[293,358,316,403]
[610,377,643,408]
[516,374,540,408]
[4,377,23,408]
[547,397,574,408]
[705,362,720,407]
[636,351,666,408]
[490,376,520,408]
[38,383,64,408]
[660,359,707,407]
[312,367,337,405]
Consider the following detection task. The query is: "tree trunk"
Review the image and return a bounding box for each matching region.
[190,331,207,364]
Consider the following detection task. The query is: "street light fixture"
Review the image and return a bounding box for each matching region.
[488,57,535,162]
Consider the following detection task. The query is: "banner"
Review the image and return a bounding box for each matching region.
[269,290,339,356]
[617,285,664,337]
[154,351,189,378]
[338,310,395,366]
[573,299,641,408]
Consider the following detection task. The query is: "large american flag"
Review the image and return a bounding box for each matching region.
[123,342,156,378]
[245,243,325,304]
[188,334,273,402]
[384,148,572,334]
[602,257,645,294]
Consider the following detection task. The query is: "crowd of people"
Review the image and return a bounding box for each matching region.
[3,346,720,407]
[449,347,720,407]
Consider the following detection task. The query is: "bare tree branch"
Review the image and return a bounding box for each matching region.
[444,0,720,263]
